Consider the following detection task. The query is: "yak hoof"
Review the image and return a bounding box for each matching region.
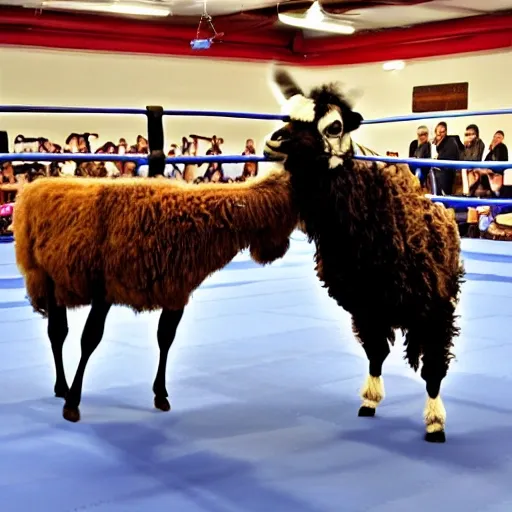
[154,396,171,412]
[63,406,81,423]
[54,385,69,399]
[358,406,376,417]
[425,430,446,443]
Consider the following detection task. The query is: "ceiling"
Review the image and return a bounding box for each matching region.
[5,0,512,30]
[0,0,511,65]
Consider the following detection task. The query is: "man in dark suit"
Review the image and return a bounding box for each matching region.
[432,122,460,195]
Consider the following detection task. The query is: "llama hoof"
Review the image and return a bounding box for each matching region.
[425,430,446,443]
[63,406,81,423]
[358,406,376,417]
[154,396,171,412]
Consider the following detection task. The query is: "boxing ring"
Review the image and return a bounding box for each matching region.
[1,104,512,511]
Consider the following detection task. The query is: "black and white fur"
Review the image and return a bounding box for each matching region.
[264,68,463,443]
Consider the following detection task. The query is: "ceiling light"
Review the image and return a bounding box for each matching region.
[41,1,171,17]
[278,1,355,35]
[382,60,406,71]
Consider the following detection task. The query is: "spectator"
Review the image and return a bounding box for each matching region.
[130,135,148,154]
[488,130,512,213]
[461,124,486,196]
[461,124,485,161]
[485,130,508,162]
[242,138,258,179]
[466,131,510,236]
[432,122,460,195]
[409,125,431,186]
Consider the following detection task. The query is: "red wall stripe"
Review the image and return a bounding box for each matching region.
[0,7,510,66]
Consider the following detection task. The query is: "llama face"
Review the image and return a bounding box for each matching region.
[264,68,363,163]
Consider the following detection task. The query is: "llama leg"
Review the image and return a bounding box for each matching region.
[420,330,452,443]
[62,297,111,422]
[352,317,393,417]
[153,307,184,412]
[47,277,69,398]
[406,302,457,443]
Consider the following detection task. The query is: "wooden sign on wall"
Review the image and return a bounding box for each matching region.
[412,82,468,113]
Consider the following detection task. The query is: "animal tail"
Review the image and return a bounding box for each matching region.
[403,296,460,372]
[12,187,49,317]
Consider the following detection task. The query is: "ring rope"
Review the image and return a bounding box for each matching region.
[1,104,512,211]
[0,153,510,172]
[425,195,512,207]
[1,105,512,124]
[353,155,511,170]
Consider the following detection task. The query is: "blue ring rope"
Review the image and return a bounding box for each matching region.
[0,153,146,163]
[0,105,286,120]
[0,106,147,115]
[361,107,512,125]
[353,155,511,170]
[1,152,510,170]
[1,105,512,124]
[426,195,512,207]
[1,104,512,226]
[0,153,269,165]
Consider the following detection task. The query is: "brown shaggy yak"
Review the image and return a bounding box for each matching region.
[13,171,297,422]
[264,69,464,443]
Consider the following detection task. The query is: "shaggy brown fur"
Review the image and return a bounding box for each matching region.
[13,169,297,422]
[14,170,296,314]
[266,68,464,443]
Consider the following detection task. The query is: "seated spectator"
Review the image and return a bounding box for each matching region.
[461,124,485,161]
[409,125,431,186]
[487,130,512,215]
[461,124,486,195]
[432,121,460,195]
[485,130,508,162]
[129,135,148,154]
[242,138,259,179]
[0,162,17,203]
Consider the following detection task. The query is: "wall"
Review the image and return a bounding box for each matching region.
[0,46,511,177]
[0,47,282,177]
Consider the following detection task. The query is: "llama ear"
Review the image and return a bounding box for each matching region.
[269,65,316,122]
[344,110,364,133]
[273,66,304,100]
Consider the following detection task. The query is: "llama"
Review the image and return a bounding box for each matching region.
[13,171,297,422]
[264,69,464,443]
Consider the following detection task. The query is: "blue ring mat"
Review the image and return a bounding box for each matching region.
[1,235,512,511]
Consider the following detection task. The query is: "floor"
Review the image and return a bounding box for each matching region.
[0,233,511,512]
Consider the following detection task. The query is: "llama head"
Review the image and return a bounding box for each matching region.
[264,68,363,165]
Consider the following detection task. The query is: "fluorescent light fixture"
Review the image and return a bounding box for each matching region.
[41,1,171,17]
[382,60,405,71]
[278,1,355,35]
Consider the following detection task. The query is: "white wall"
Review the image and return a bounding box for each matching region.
[0,47,282,177]
[0,46,511,175]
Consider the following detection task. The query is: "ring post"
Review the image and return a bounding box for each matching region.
[146,106,165,177]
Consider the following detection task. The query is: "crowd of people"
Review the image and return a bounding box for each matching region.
[407,122,510,237]
[0,132,260,198]
[1,123,511,239]
[409,123,508,194]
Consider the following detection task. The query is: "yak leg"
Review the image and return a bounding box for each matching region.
[406,300,457,443]
[153,308,185,412]
[62,297,111,422]
[47,277,69,398]
[352,315,393,417]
